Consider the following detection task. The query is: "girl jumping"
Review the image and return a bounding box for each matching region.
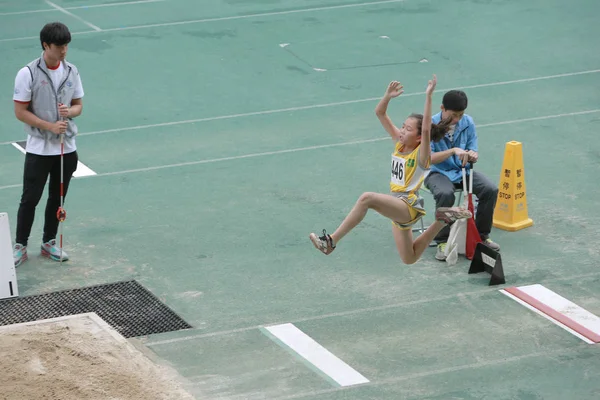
[309,75,472,264]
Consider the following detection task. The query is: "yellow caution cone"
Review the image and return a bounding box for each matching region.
[492,141,534,231]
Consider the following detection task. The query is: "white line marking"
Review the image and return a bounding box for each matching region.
[499,289,594,344]
[74,108,600,178]
[143,271,600,347]
[1,68,597,145]
[0,35,39,43]
[52,69,600,140]
[264,323,369,387]
[44,1,103,32]
[0,184,22,190]
[10,142,97,178]
[0,108,599,191]
[475,109,600,127]
[0,0,164,16]
[0,0,405,42]
[90,0,406,32]
[270,349,573,400]
[96,137,385,177]
[0,67,596,146]
[11,142,25,155]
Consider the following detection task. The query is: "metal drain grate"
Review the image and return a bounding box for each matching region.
[0,280,192,338]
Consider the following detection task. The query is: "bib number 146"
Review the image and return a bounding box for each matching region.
[391,157,405,185]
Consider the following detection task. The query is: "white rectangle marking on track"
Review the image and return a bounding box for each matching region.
[10,142,25,155]
[72,162,98,178]
[10,142,97,178]
[264,323,369,387]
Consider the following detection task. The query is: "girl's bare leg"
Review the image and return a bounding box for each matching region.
[330,192,411,244]
[391,220,445,264]
[309,192,411,255]
[309,191,471,258]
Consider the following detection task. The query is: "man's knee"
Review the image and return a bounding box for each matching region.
[20,186,45,208]
[19,198,40,210]
[425,173,456,207]
[478,180,498,202]
[431,187,455,207]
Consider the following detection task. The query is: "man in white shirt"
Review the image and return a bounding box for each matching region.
[12,22,84,267]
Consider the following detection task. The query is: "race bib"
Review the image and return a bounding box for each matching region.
[391,155,405,186]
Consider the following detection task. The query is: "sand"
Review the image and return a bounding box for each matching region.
[0,313,196,400]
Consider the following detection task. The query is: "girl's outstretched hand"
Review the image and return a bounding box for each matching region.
[385,81,404,98]
[425,74,437,96]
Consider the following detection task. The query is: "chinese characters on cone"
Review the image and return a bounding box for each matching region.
[493,141,533,231]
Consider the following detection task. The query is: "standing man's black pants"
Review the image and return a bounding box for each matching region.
[16,151,78,247]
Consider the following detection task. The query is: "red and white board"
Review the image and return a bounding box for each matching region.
[500,284,600,344]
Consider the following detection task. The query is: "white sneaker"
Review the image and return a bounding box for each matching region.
[14,243,28,267]
[41,239,69,262]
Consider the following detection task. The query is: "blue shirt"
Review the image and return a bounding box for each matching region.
[430,111,478,183]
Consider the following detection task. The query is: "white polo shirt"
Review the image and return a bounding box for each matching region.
[13,62,84,156]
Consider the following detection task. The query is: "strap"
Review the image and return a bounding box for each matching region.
[469,163,474,194]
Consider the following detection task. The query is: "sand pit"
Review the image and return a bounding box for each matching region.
[0,313,195,400]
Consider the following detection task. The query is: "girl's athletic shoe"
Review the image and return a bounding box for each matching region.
[435,207,472,224]
[309,229,336,255]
